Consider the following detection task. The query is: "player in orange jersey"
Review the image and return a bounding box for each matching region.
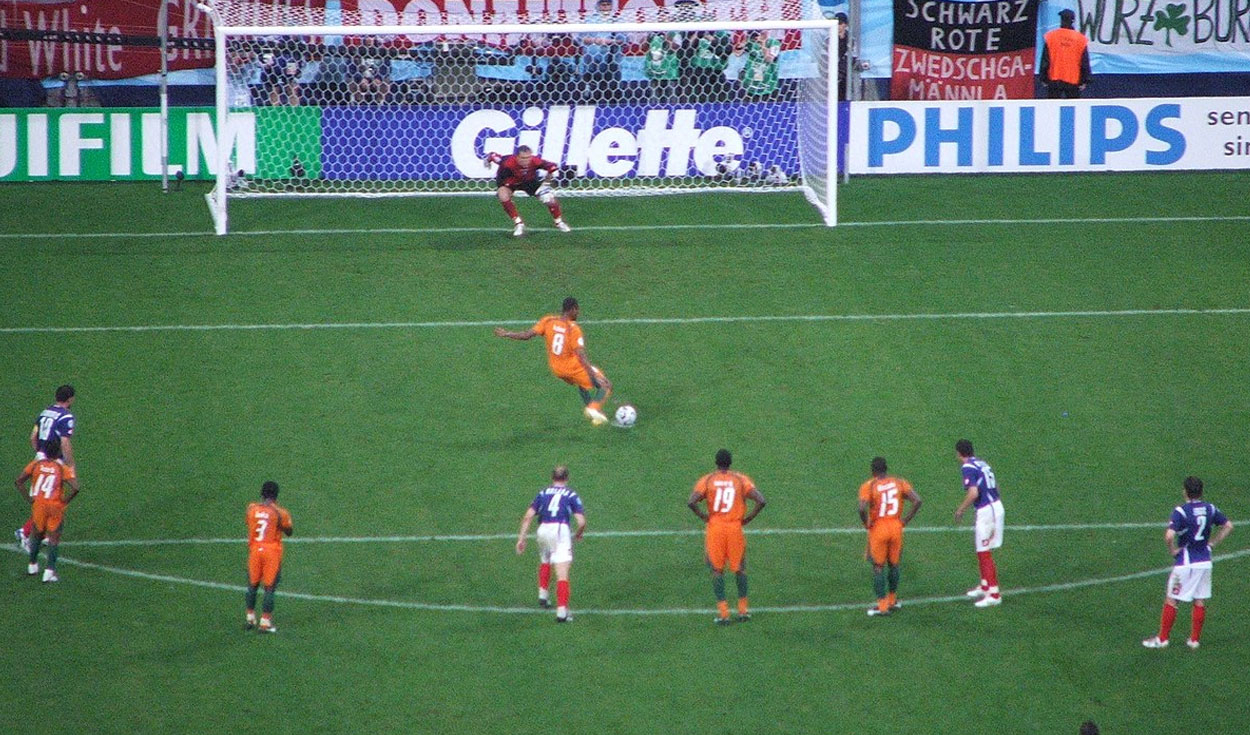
[245,480,293,633]
[494,296,614,425]
[858,456,922,616]
[688,449,766,624]
[15,438,79,583]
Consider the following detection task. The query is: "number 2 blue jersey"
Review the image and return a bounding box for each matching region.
[530,485,584,525]
[1170,501,1228,566]
[961,457,1000,508]
[34,404,75,455]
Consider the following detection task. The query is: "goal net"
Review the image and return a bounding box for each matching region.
[199,0,838,234]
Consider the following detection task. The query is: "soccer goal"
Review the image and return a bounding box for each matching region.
[197,0,838,234]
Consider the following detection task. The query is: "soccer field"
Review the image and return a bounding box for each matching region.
[1,173,1247,734]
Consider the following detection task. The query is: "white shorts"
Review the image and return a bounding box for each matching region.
[974,500,1005,551]
[1167,563,1212,602]
[536,523,573,565]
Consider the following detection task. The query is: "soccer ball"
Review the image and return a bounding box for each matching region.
[614,404,637,427]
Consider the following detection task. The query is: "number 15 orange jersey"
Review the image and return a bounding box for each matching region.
[246,502,293,549]
[533,315,585,375]
[694,470,756,524]
[858,476,913,527]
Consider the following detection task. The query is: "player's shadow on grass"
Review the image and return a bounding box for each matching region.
[408,423,602,452]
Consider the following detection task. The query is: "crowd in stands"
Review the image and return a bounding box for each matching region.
[225,0,793,107]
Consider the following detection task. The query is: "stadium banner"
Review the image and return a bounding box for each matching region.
[321,103,798,180]
[0,0,806,82]
[891,0,1041,100]
[3,1,223,80]
[0,107,256,181]
[1071,0,1250,74]
[0,103,807,181]
[848,96,1250,173]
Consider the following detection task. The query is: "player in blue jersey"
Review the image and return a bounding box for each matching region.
[953,439,1004,607]
[516,466,587,622]
[17,385,77,552]
[1142,476,1233,649]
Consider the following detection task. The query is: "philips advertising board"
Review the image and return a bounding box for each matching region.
[849,97,1250,173]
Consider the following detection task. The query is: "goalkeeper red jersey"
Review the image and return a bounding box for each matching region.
[492,153,557,188]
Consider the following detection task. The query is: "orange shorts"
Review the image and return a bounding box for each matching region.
[867,521,903,566]
[32,500,66,534]
[248,545,284,587]
[705,521,746,573]
[554,366,595,391]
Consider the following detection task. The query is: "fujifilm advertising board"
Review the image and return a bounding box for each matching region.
[0,108,256,181]
[849,97,1250,173]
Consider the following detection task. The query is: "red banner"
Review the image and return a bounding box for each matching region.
[890,0,1040,100]
[0,1,333,79]
[893,47,1036,99]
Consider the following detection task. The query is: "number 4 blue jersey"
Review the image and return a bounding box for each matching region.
[1170,501,1229,566]
[531,485,584,525]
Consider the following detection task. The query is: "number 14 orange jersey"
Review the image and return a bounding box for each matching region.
[859,476,913,527]
[694,470,756,524]
[246,502,293,549]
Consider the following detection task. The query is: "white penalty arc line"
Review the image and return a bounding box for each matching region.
[4,308,1250,335]
[36,546,1250,616]
[62,522,1164,548]
[1,214,1248,240]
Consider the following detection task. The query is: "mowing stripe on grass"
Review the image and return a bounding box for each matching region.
[28,546,1250,616]
[3,308,1249,335]
[61,521,1162,548]
[1,214,1248,240]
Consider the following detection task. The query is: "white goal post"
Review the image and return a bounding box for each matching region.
[197,0,838,234]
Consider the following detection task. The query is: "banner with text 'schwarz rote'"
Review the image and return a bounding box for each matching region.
[891,0,1040,100]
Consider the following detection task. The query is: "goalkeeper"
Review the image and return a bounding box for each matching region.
[486,146,573,237]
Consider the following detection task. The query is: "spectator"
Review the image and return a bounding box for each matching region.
[1039,9,1091,98]
[581,0,626,103]
[836,12,850,101]
[352,36,393,104]
[260,40,302,106]
[1079,722,1099,735]
[226,46,256,107]
[314,45,354,105]
[680,2,732,102]
[643,21,681,105]
[526,33,582,99]
[736,29,781,100]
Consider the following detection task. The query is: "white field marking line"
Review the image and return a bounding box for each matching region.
[1,214,1248,240]
[22,546,1250,616]
[4,308,1250,336]
[61,522,1163,548]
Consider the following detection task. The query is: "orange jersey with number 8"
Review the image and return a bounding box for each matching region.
[858,476,913,528]
[533,315,585,376]
[694,470,756,524]
[246,502,292,549]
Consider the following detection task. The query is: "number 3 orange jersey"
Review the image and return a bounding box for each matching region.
[533,315,585,375]
[694,471,756,524]
[858,476,913,527]
[246,502,293,548]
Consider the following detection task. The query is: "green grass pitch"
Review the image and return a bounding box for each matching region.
[0,173,1247,734]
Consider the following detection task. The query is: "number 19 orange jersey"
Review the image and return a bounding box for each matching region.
[694,470,756,524]
[532,315,585,376]
[858,476,913,528]
[246,502,293,549]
